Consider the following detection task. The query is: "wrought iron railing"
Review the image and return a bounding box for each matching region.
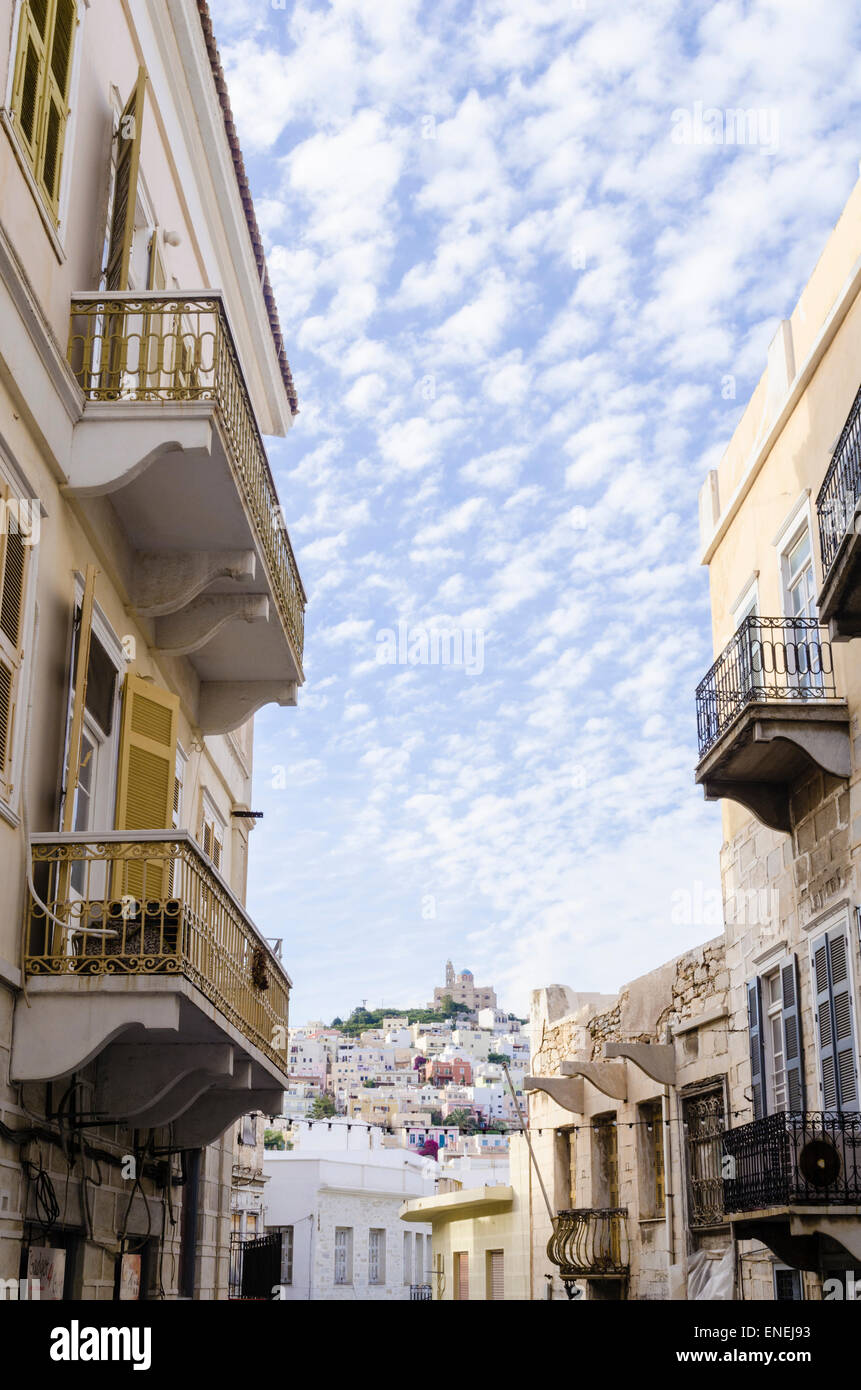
[722,1111,861,1213]
[816,384,861,576]
[410,1284,433,1300]
[24,832,290,1071]
[229,1231,283,1299]
[67,293,306,664]
[547,1208,629,1279]
[695,615,838,758]
[685,1089,727,1227]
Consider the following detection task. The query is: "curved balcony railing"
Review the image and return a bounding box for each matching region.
[68,293,306,665]
[723,1111,861,1213]
[547,1208,629,1279]
[695,616,838,758]
[816,384,861,576]
[24,831,290,1071]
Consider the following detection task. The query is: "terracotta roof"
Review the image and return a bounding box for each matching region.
[197,0,298,416]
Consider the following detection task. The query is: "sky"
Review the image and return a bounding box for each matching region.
[208,0,861,1023]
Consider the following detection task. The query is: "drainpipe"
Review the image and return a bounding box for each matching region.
[663,1025,688,1295]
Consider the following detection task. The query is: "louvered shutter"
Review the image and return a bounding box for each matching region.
[812,926,859,1112]
[747,977,767,1119]
[488,1250,504,1300]
[105,68,145,292]
[780,955,805,1113]
[829,927,858,1111]
[39,0,75,212]
[114,673,178,900]
[11,0,49,157]
[0,505,28,799]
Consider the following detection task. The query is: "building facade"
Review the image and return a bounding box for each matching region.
[0,0,303,1298]
[694,174,861,1297]
[432,961,497,1013]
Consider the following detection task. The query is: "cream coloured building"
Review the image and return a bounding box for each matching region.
[694,173,861,1299]
[0,0,303,1298]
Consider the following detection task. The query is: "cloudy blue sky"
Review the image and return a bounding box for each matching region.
[209,0,861,1023]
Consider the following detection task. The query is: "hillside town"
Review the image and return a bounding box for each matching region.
[0,0,858,1363]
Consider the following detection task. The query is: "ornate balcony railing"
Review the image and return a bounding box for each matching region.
[695,616,838,758]
[722,1111,861,1214]
[547,1208,629,1280]
[67,293,305,664]
[24,832,290,1071]
[410,1284,433,1301]
[816,384,861,576]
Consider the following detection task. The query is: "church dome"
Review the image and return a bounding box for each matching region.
[460,969,473,978]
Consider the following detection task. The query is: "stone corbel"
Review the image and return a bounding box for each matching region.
[172,1089,284,1148]
[701,778,792,833]
[560,1059,628,1100]
[752,718,851,780]
[93,1042,235,1119]
[130,550,256,617]
[604,1043,676,1086]
[154,595,268,655]
[66,408,213,495]
[198,680,298,735]
[524,1075,585,1113]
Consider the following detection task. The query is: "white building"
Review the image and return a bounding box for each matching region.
[265,1124,434,1300]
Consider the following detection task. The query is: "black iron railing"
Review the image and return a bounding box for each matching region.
[547,1208,628,1280]
[696,616,838,758]
[685,1089,727,1227]
[410,1284,433,1300]
[816,385,861,576]
[228,1231,283,1299]
[723,1111,861,1213]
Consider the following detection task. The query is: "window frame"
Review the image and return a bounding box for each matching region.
[0,469,39,822]
[333,1227,352,1287]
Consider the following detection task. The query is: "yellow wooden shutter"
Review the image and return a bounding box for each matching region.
[105,67,146,292]
[11,0,49,157]
[11,0,77,217]
[114,673,178,900]
[39,0,76,213]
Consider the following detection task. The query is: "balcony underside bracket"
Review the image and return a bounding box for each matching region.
[155,595,268,655]
[172,1088,284,1148]
[10,990,182,1082]
[198,680,298,734]
[94,1042,234,1121]
[701,778,793,833]
[604,1042,675,1085]
[131,549,256,617]
[524,1076,585,1113]
[753,719,851,780]
[560,1060,627,1100]
[66,408,213,496]
[735,1215,861,1273]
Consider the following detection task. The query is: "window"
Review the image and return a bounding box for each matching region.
[486,1249,504,1301]
[172,745,186,828]
[368,1229,385,1285]
[453,1251,469,1301]
[334,1228,352,1286]
[282,1227,293,1286]
[784,526,816,621]
[403,1231,411,1285]
[10,0,77,219]
[683,1086,726,1228]
[414,1234,424,1286]
[591,1114,619,1208]
[774,1265,803,1301]
[200,792,225,872]
[637,1101,665,1218]
[0,492,32,804]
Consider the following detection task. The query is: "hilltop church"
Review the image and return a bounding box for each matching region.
[431,961,497,1013]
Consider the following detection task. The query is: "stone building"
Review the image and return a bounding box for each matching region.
[526,939,734,1300]
[0,0,303,1297]
[694,173,861,1299]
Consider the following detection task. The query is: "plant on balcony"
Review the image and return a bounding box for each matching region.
[251,946,269,991]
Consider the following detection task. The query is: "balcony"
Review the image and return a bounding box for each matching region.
[66,294,306,732]
[546,1209,629,1289]
[816,385,861,639]
[11,832,289,1142]
[722,1112,861,1271]
[694,616,849,831]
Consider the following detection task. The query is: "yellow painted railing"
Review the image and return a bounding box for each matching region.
[25,832,290,1072]
[67,293,305,664]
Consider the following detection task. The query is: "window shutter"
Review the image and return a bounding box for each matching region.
[488,1250,504,1300]
[12,0,49,155]
[0,503,29,798]
[105,67,146,291]
[780,955,805,1112]
[828,926,858,1111]
[39,0,76,211]
[747,977,766,1119]
[114,672,179,900]
[812,926,858,1112]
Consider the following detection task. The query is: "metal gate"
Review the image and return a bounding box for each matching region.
[229,1231,283,1300]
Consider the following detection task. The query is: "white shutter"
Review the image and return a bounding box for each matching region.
[812,925,859,1112]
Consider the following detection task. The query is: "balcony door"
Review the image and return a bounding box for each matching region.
[781,523,823,696]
